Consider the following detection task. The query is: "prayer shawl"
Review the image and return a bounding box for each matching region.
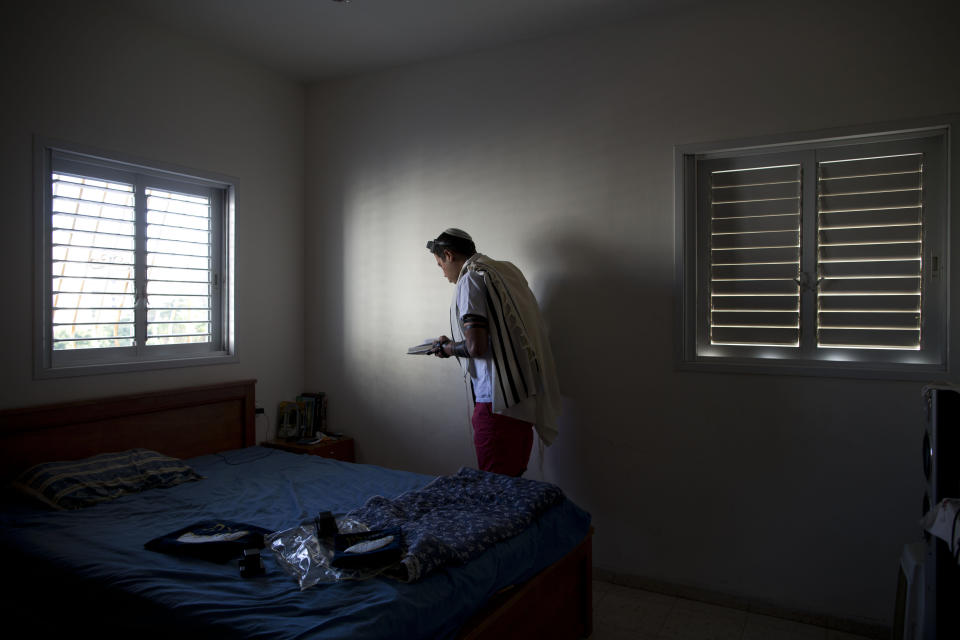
[450,254,561,445]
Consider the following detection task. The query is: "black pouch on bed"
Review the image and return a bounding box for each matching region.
[330,527,402,570]
[145,520,273,563]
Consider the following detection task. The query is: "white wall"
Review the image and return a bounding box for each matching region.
[304,0,960,626]
[0,3,306,443]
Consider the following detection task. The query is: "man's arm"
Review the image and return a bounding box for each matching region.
[433,314,489,358]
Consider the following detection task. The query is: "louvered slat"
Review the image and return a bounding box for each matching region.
[817,153,923,350]
[819,206,919,229]
[709,164,801,346]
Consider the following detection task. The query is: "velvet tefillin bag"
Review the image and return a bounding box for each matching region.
[145,520,272,563]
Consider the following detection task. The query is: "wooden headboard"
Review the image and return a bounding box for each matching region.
[0,380,256,479]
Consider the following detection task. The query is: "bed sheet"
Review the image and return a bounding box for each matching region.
[0,447,591,640]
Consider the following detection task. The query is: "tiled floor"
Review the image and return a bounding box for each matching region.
[590,580,876,640]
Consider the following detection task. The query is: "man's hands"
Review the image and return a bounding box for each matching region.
[431,336,451,358]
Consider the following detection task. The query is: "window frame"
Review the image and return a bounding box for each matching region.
[675,117,955,380]
[34,138,237,378]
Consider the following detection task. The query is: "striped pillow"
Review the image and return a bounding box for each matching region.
[13,449,202,510]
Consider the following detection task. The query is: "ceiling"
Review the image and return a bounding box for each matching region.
[111,0,699,82]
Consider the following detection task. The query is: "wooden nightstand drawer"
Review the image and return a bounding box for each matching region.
[261,437,355,463]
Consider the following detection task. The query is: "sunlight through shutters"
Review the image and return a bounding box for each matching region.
[145,188,213,346]
[51,173,136,350]
[43,147,233,373]
[709,164,802,347]
[682,124,947,374]
[817,154,923,350]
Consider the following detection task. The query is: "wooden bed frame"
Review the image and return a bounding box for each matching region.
[0,379,257,479]
[0,380,592,639]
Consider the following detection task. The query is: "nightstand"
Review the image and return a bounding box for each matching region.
[261,437,355,463]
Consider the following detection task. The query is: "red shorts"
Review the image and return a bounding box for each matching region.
[472,402,534,477]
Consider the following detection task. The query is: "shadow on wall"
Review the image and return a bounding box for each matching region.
[527,233,676,497]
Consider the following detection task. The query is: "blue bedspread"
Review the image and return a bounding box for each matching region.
[0,447,590,640]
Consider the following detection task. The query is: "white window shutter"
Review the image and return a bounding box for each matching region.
[42,145,235,377]
[708,164,802,347]
[145,188,213,346]
[816,153,923,350]
[50,173,137,350]
[680,121,948,376]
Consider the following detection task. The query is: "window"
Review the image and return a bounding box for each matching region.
[35,142,236,376]
[676,120,951,378]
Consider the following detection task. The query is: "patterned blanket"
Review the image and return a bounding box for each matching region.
[345,467,564,582]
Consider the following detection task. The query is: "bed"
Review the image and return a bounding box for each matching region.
[0,380,592,639]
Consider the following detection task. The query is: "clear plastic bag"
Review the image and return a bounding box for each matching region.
[266,517,393,590]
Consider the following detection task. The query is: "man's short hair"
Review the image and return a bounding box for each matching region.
[427,228,476,258]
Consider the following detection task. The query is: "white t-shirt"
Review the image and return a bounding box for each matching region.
[456,270,493,403]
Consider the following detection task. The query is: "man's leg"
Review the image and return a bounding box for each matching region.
[472,402,534,476]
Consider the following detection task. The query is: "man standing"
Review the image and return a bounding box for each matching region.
[427,228,560,476]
